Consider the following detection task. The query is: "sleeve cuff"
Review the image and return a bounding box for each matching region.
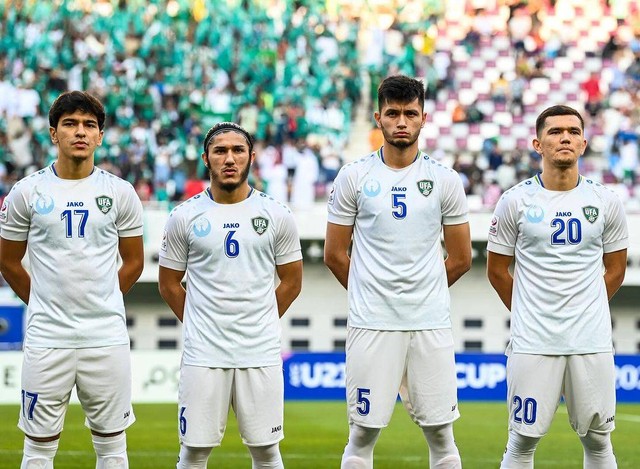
[486,240,515,256]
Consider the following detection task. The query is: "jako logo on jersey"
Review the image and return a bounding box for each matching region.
[362,179,381,197]
[223,223,240,228]
[95,195,113,214]
[252,217,269,235]
[193,217,211,237]
[391,186,407,191]
[271,425,282,433]
[34,194,55,215]
[555,211,572,217]
[417,179,434,197]
[525,205,544,223]
[582,206,599,223]
[67,201,84,207]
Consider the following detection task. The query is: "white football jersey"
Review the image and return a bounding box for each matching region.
[487,174,628,354]
[159,189,302,368]
[0,165,143,348]
[327,149,468,330]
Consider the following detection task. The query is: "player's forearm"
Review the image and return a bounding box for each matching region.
[488,272,513,311]
[0,264,30,304]
[324,254,350,290]
[275,280,302,318]
[158,283,186,322]
[118,261,144,294]
[445,254,472,287]
[604,269,625,301]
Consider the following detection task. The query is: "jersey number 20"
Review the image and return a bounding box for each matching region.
[550,218,582,245]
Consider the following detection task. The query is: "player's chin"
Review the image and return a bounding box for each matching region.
[387,137,416,149]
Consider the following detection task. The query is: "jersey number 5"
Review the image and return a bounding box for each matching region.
[392,194,407,220]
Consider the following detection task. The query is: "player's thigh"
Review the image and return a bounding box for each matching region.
[346,327,409,428]
[178,365,233,447]
[19,347,76,438]
[76,344,135,434]
[232,365,284,446]
[506,354,566,437]
[564,353,616,436]
[401,329,460,426]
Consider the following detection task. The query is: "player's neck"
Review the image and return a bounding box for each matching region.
[52,158,95,180]
[208,183,253,204]
[539,167,580,191]
[380,144,419,169]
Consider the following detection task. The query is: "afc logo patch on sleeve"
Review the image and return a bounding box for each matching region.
[489,215,499,237]
[327,185,335,206]
[160,230,168,252]
[0,200,8,222]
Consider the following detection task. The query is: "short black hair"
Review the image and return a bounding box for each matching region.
[203,122,254,154]
[535,105,584,137]
[377,75,425,111]
[49,91,106,130]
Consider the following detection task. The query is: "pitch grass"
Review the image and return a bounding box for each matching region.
[0,402,638,468]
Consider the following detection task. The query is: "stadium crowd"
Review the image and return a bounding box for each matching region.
[1,0,640,210]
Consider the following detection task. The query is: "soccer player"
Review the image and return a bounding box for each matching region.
[487,105,628,468]
[0,91,144,469]
[324,75,472,469]
[158,122,303,469]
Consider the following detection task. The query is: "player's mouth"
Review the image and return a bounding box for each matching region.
[73,142,88,148]
[394,132,410,137]
[222,168,237,176]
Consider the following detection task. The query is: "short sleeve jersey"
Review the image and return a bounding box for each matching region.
[159,189,302,368]
[487,174,628,354]
[327,149,468,330]
[0,165,144,348]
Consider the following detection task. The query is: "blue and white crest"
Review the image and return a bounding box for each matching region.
[34,194,55,215]
[525,205,544,223]
[193,217,211,237]
[363,179,381,197]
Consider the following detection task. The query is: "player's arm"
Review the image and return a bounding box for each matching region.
[118,235,144,294]
[487,251,514,311]
[158,266,187,322]
[324,222,354,289]
[603,249,627,301]
[443,222,472,287]
[0,238,30,304]
[275,260,303,318]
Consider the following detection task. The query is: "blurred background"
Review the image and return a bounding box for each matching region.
[0,0,639,401]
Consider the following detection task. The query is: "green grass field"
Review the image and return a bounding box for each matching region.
[0,402,638,468]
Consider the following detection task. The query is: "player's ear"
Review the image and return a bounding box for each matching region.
[201,153,209,169]
[50,127,58,144]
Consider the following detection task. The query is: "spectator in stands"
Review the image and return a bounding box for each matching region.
[491,73,511,103]
[581,72,603,118]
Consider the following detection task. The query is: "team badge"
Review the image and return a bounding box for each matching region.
[417,180,434,197]
[95,195,113,214]
[252,217,269,235]
[193,217,211,237]
[525,204,544,223]
[34,194,55,215]
[582,206,599,223]
[363,179,381,197]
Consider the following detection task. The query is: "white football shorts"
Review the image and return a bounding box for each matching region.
[506,353,616,437]
[19,345,135,437]
[178,364,284,447]
[345,327,460,428]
